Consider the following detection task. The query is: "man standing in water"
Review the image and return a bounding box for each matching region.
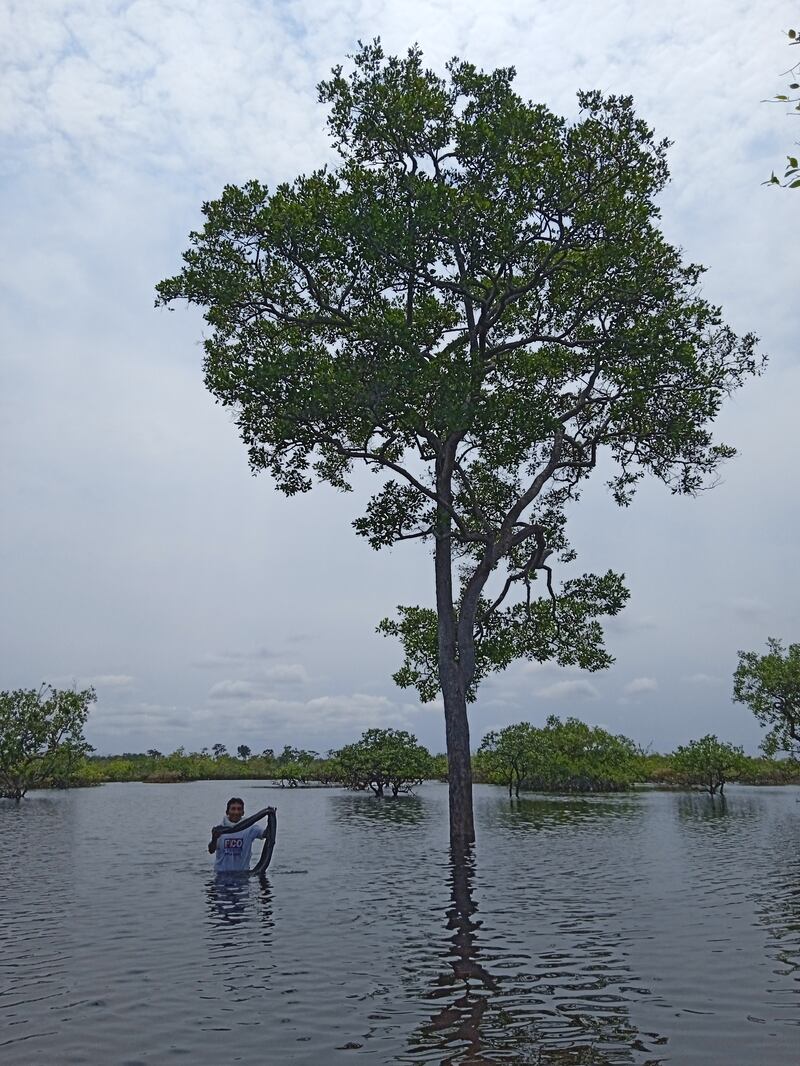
[208,797,274,873]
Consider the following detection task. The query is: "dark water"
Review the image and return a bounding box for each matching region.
[0,782,797,1064]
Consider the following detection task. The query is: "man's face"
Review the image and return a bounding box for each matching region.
[227,801,244,823]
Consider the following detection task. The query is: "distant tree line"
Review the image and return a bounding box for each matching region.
[3,636,799,800]
[26,722,797,799]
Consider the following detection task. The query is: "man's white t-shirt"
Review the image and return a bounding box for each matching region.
[213,822,264,873]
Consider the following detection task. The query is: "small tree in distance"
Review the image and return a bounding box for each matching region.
[158,42,760,849]
[478,715,639,795]
[478,722,541,797]
[733,638,800,757]
[237,744,252,760]
[335,728,432,797]
[671,734,747,796]
[0,685,95,801]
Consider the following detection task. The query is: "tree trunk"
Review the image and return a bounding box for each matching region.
[442,676,475,848]
[435,496,475,848]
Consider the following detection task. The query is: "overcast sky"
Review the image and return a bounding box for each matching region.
[1,0,798,757]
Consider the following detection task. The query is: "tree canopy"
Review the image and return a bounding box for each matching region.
[0,684,95,801]
[334,727,432,796]
[733,638,800,757]
[158,42,760,847]
[671,734,747,796]
[478,715,639,796]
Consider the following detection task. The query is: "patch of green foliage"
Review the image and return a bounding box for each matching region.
[734,638,800,757]
[671,734,748,796]
[0,685,95,800]
[334,728,433,796]
[477,715,640,795]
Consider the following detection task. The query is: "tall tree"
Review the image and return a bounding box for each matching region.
[158,43,759,848]
[733,638,800,756]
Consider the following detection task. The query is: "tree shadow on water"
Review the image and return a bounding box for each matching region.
[675,791,763,824]
[330,792,429,830]
[405,846,667,1065]
[484,794,642,835]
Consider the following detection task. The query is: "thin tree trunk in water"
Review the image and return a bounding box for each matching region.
[434,462,475,849]
[443,679,475,848]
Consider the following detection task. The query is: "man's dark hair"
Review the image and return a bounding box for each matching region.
[226,796,244,812]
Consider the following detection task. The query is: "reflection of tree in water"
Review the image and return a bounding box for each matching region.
[330,792,428,830]
[485,794,642,835]
[674,791,762,845]
[406,847,666,1066]
[747,798,800,998]
[419,849,498,1063]
[672,789,800,1046]
[675,788,772,821]
[677,792,729,818]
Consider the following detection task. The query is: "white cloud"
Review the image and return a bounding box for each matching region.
[90,701,188,731]
[85,689,426,753]
[262,664,310,685]
[684,673,722,685]
[418,697,445,713]
[726,598,769,618]
[207,665,309,701]
[605,613,659,634]
[192,647,275,668]
[518,660,551,675]
[87,674,135,688]
[208,679,260,701]
[304,693,409,728]
[206,691,418,743]
[536,680,599,701]
[623,677,658,696]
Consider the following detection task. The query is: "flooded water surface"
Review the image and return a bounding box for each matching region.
[0,782,797,1064]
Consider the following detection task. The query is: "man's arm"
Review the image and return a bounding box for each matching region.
[208,826,223,854]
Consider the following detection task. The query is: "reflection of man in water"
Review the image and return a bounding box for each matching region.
[208,797,273,873]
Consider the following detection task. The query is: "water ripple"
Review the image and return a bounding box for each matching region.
[0,782,798,1064]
